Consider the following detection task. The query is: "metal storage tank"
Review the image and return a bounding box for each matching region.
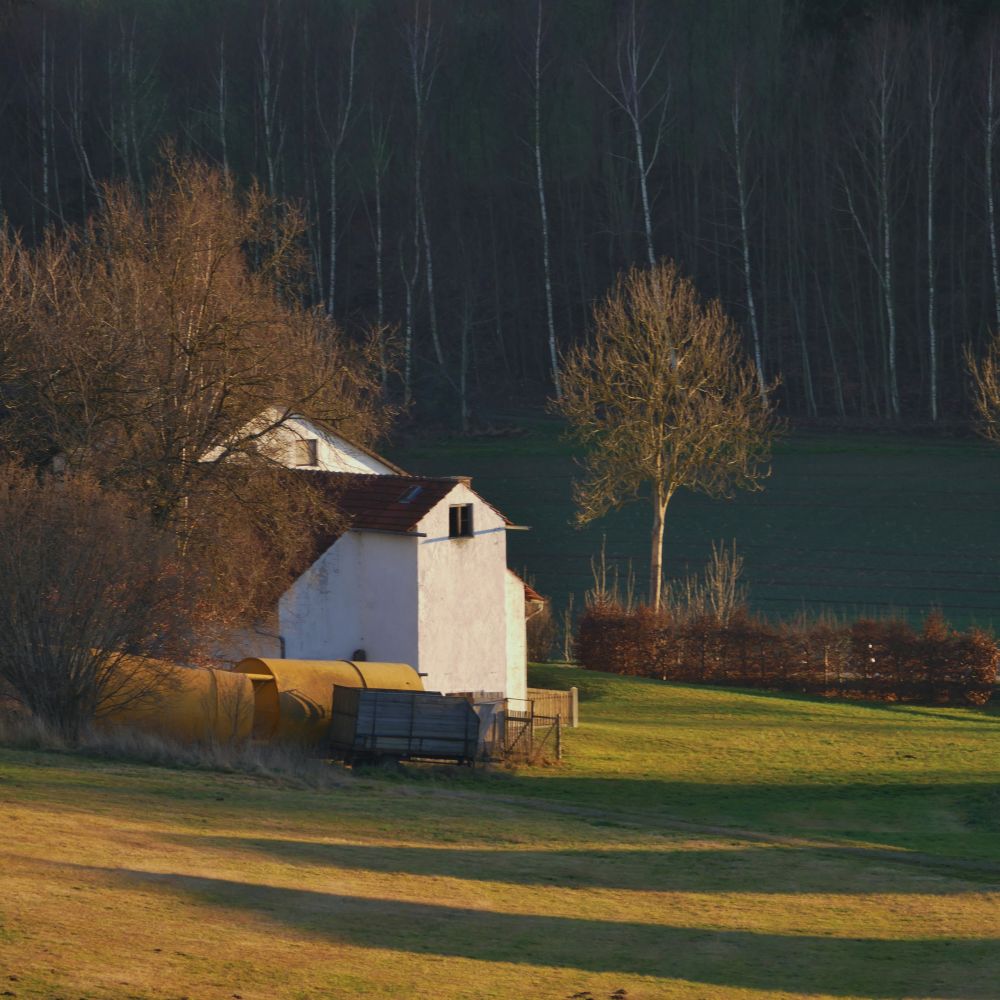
[233,658,423,745]
[99,657,255,745]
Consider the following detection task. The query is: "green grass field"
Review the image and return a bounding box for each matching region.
[388,424,1000,632]
[2,668,999,999]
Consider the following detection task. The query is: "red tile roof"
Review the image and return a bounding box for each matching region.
[310,472,461,534]
[508,569,546,603]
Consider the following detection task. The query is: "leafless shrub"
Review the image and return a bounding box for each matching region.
[526,600,557,662]
[586,536,637,612]
[967,332,1000,441]
[0,153,389,641]
[664,541,747,625]
[576,601,998,706]
[0,463,191,741]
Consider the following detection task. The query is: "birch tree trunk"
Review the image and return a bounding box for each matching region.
[533,0,560,398]
[923,21,946,423]
[320,18,357,318]
[399,233,421,407]
[459,289,472,433]
[406,1,446,373]
[123,18,144,198]
[256,6,283,201]
[649,487,670,612]
[622,1,658,267]
[593,0,668,269]
[876,41,900,419]
[985,36,1000,332]
[39,16,50,227]
[731,79,767,402]
[369,114,391,391]
[70,39,100,210]
[843,21,903,420]
[216,37,229,174]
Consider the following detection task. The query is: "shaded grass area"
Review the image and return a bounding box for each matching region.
[388,424,1000,631]
[514,664,1000,864]
[3,674,1000,997]
[2,743,1000,1000]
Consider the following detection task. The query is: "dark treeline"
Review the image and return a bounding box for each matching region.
[3,0,1000,427]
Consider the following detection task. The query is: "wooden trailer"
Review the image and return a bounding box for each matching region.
[329,686,480,765]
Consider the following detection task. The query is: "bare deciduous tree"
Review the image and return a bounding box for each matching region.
[593,0,669,269]
[967,331,1000,442]
[0,153,386,633]
[0,463,188,741]
[555,260,776,610]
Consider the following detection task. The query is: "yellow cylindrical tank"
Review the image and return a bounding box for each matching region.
[98,657,254,745]
[234,658,423,745]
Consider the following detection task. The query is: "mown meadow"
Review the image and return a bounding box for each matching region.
[389,424,1000,633]
[2,666,999,999]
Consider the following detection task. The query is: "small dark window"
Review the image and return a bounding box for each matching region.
[399,485,423,504]
[291,438,318,467]
[448,503,474,538]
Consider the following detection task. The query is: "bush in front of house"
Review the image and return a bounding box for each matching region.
[527,600,558,663]
[575,602,998,706]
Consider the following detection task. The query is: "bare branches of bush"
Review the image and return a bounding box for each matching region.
[526,601,557,663]
[576,600,998,706]
[0,153,388,634]
[663,541,747,625]
[967,331,1000,442]
[0,463,192,740]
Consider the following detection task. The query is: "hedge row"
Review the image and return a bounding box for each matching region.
[575,603,999,705]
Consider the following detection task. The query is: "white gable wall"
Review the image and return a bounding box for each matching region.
[276,481,526,699]
[201,406,398,475]
[414,483,511,695]
[504,571,528,702]
[279,531,419,664]
[274,416,398,475]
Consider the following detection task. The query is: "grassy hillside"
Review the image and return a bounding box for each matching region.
[521,665,1000,863]
[388,425,1000,632]
[2,672,999,999]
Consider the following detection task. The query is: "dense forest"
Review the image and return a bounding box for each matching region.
[3,0,1000,427]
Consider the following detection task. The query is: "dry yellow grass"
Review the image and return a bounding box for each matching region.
[2,740,999,1000]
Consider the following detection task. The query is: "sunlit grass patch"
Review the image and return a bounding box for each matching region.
[3,670,1000,997]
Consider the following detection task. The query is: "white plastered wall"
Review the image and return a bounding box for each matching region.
[276,481,526,699]
[414,483,510,695]
[201,407,397,475]
[504,571,528,702]
[279,531,419,664]
[280,416,398,474]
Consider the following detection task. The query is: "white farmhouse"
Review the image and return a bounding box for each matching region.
[201,405,407,476]
[210,410,529,701]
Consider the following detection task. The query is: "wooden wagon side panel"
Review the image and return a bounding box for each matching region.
[330,686,479,763]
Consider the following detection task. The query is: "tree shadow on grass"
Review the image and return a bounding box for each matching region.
[488,777,1000,862]
[78,864,1000,999]
[178,835,1000,894]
